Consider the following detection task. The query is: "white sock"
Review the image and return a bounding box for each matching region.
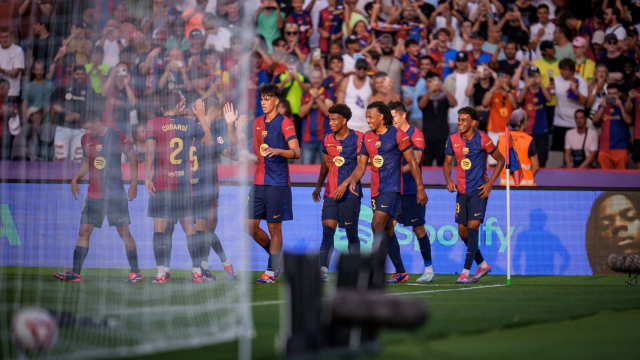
[265,270,275,277]
[192,267,201,274]
[462,269,470,276]
[221,260,231,267]
[201,260,208,269]
[320,266,328,274]
[157,266,165,277]
[164,267,170,273]
[425,266,433,273]
[478,261,488,269]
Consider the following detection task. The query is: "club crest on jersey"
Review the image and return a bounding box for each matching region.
[373,155,384,167]
[96,144,102,151]
[94,156,106,169]
[333,156,345,167]
[463,147,469,155]
[375,141,381,148]
[461,158,472,170]
[336,145,343,153]
[217,136,224,144]
[262,131,268,138]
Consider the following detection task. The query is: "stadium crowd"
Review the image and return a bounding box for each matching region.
[0,0,638,171]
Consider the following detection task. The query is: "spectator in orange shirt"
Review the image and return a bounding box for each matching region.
[482,65,517,166]
[182,0,208,38]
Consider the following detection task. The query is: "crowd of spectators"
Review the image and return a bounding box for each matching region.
[0,0,638,170]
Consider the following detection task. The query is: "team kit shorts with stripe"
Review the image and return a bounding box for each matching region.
[395,193,426,227]
[147,189,194,220]
[455,189,488,226]
[321,196,361,229]
[81,194,131,228]
[371,192,400,217]
[193,195,219,222]
[246,185,293,223]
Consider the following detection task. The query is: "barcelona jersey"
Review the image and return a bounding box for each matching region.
[360,127,412,197]
[322,130,364,199]
[301,87,334,142]
[190,124,229,198]
[400,54,420,87]
[401,126,425,194]
[597,103,629,150]
[318,8,342,52]
[244,114,298,186]
[445,130,496,195]
[146,116,205,191]
[286,11,313,52]
[82,127,132,199]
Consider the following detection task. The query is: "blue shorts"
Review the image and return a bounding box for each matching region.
[371,192,400,217]
[395,193,426,227]
[321,196,361,229]
[193,195,219,222]
[455,189,488,226]
[81,194,130,228]
[246,185,293,223]
[148,189,194,220]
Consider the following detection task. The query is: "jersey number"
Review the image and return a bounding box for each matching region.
[372,199,376,210]
[190,146,198,171]
[456,203,460,214]
[170,138,183,165]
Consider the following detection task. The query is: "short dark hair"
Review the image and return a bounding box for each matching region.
[498,65,514,77]
[594,7,604,19]
[609,5,621,20]
[73,65,86,73]
[405,39,419,48]
[32,59,45,69]
[62,53,76,65]
[116,62,130,70]
[607,83,621,92]
[367,101,393,127]
[425,71,440,80]
[81,109,101,124]
[374,71,388,78]
[259,84,281,99]
[557,24,572,41]
[368,49,380,63]
[36,16,50,31]
[329,54,344,63]
[203,48,219,58]
[574,109,587,117]
[272,37,285,47]
[436,28,450,39]
[0,27,11,34]
[328,104,352,121]
[537,4,549,12]
[420,55,434,64]
[559,58,575,72]
[458,106,478,121]
[388,101,407,114]
[158,91,183,112]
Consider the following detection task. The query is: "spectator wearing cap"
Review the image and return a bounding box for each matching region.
[533,40,559,125]
[50,65,87,162]
[299,68,334,164]
[483,65,517,165]
[285,23,309,63]
[182,0,209,37]
[604,6,626,41]
[395,38,421,104]
[318,0,344,53]
[409,56,434,130]
[158,48,192,93]
[274,55,311,134]
[184,29,205,73]
[141,0,177,35]
[203,13,232,52]
[428,28,457,81]
[96,19,126,67]
[419,71,456,166]
[589,30,606,61]
[255,0,285,54]
[285,0,313,55]
[551,59,588,153]
[336,58,373,134]
[102,62,137,133]
[342,34,361,74]
[528,4,555,60]
[573,36,595,82]
[564,109,598,169]
[375,33,404,96]
[0,28,24,105]
[596,33,629,83]
[22,60,55,123]
[445,51,475,133]
[138,29,168,98]
[516,65,552,167]
[496,109,538,186]
[467,31,492,68]
[593,83,632,169]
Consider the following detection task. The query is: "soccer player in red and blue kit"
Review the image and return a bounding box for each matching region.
[145,91,215,284]
[444,107,505,284]
[312,104,364,283]
[235,84,300,284]
[54,111,141,283]
[349,102,427,265]
[388,102,434,283]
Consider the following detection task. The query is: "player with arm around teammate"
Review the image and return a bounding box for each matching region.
[349,102,428,272]
[234,84,301,284]
[388,101,435,283]
[312,104,364,283]
[54,110,141,282]
[443,106,505,284]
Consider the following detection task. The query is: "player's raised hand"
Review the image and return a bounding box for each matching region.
[312,187,322,202]
[348,180,359,196]
[478,182,492,199]
[417,189,428,206]
[332,183,348,201]
[145,179,156,196]
[446,179,457,193]
[71,179,80,200]
[223,102,238,124]
[192,98,208,125]
[237,114,250,130]
[176,96,187,115]
[128,183,138,201]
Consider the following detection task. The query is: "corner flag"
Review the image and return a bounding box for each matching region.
[504,127,523,187]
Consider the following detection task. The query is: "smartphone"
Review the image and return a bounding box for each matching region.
[485,12,495,19]
[312,48,322,60]
[353,53,365,61]
[523,51,530,61]
[175,60,184,68]
[606,97,616,104]
[527,68,536,78]
[501,35,508,43]
[118,68,127,75]
[336,0,344,10]
[477,65,484,77]
[507,4,515,12]
[288,66,296,73]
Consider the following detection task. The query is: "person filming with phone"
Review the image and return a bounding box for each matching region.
[102,63,137,135]
[593,83,632,169]
[158,48,192,93]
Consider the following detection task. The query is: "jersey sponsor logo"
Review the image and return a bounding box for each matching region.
[262,131,268,138]
[372,155,384,167]
[463,147,469,155]
[161,123,188,132]
[375,141,381,148]
[336,145,342,153]
[461,158,472,170]
[191,178,199,184]
[168,170,185,177]
[96,144,102,151]
[333,156,345,167]
[259,143,269,156]
[217,136,224,144]
[94,156,106,170]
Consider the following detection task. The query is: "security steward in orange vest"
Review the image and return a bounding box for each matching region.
[496,110,539,186]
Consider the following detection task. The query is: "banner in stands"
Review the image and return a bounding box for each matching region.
[1,184,638,275]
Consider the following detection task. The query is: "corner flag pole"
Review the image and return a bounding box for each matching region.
[506,133,511,286]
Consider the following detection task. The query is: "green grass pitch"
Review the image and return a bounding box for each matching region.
[2,268,639,360]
